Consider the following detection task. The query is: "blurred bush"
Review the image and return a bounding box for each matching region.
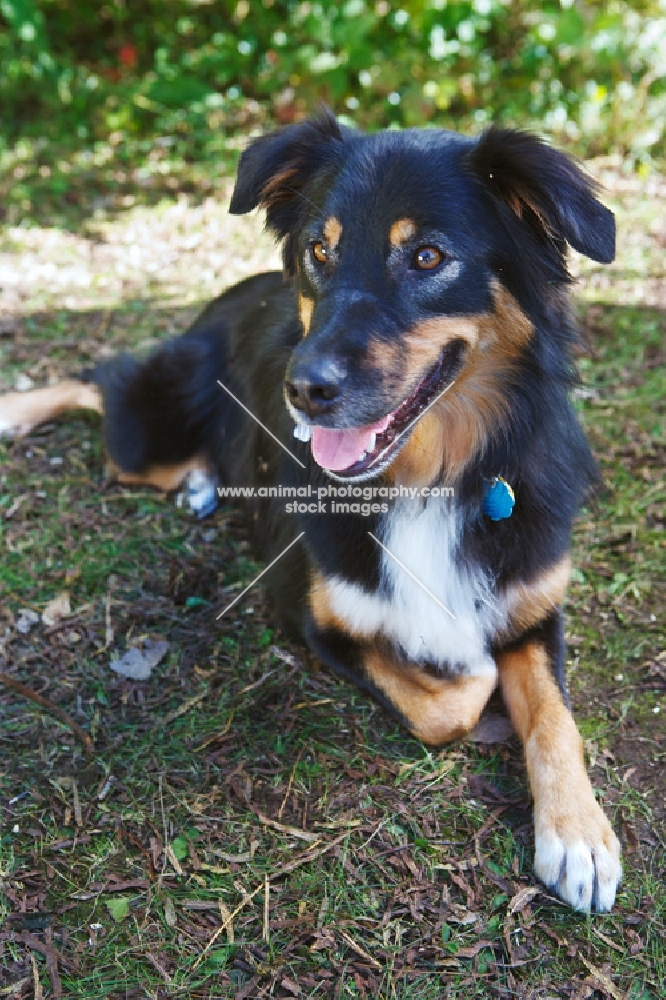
[1,0,664,165]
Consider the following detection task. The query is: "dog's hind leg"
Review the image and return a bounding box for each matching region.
[307,615,499,745]
[0,380,103,438]
[87,327,227,514]
[109,458,218,518]
[362,649,498,744]
[0,376,213,505]
[0,323,225,516]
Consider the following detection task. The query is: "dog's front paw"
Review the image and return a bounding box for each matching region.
[534,798,622,912]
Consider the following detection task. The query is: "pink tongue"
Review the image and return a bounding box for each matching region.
[311,415,392,471]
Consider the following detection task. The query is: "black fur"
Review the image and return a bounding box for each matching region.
[85,113,614,703]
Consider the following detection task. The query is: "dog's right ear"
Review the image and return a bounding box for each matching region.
[229,107,345,245]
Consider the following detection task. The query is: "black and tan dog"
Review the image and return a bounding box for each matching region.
[0,109,622,911]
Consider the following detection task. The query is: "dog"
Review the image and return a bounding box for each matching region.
[0,108,621,912]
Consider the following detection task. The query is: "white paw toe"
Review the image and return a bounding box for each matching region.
[535,827,622,912]
[592,842,623,912]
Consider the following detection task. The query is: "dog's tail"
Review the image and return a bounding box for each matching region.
[87,322,228,481]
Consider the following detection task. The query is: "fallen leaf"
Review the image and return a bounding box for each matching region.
[281,978,301,996]
[109,639,169,680]
[41,593,71,626]
[446,905,477,926]
[16,609,39,634]
[164,897,177,927]
[4,494,28,519]
[269,645,302,669]
[507,886,539,915]
[470,713,514,744]
[456,939,494,959]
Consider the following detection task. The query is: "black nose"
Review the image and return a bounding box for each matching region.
[285,357,346,418]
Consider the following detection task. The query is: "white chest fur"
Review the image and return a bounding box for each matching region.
[323,499,503,677]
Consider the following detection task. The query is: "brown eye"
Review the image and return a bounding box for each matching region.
[312,241,328,264]
[413,246,444,270]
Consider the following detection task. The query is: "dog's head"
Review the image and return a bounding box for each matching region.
[230,108,615,485]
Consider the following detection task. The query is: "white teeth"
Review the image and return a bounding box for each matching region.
[366,432,377,453]
[293,424,312,442]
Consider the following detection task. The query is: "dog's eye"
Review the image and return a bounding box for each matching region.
[312,241,328,264]
[413,246,445,271]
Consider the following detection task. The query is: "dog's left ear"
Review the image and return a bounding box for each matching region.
[468,128,615,264]
[229,106,345,243]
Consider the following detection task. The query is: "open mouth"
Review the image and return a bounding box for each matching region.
[297,344,463,481]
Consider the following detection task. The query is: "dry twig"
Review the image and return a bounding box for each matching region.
[0,672,93,753]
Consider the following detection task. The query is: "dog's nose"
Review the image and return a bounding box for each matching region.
[285,358,345,418]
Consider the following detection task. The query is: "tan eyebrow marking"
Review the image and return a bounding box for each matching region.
[323,216,342,249]
[389,218,417,248]
[299,294,314,336]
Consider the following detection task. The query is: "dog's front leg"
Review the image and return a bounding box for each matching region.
[498,640,622,911]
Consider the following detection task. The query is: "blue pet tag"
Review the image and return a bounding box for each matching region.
[482,477,515,521]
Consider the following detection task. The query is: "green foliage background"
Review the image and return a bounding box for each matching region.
[1,0,665,218]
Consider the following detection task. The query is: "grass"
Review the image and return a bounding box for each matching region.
[0,153,664,999]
